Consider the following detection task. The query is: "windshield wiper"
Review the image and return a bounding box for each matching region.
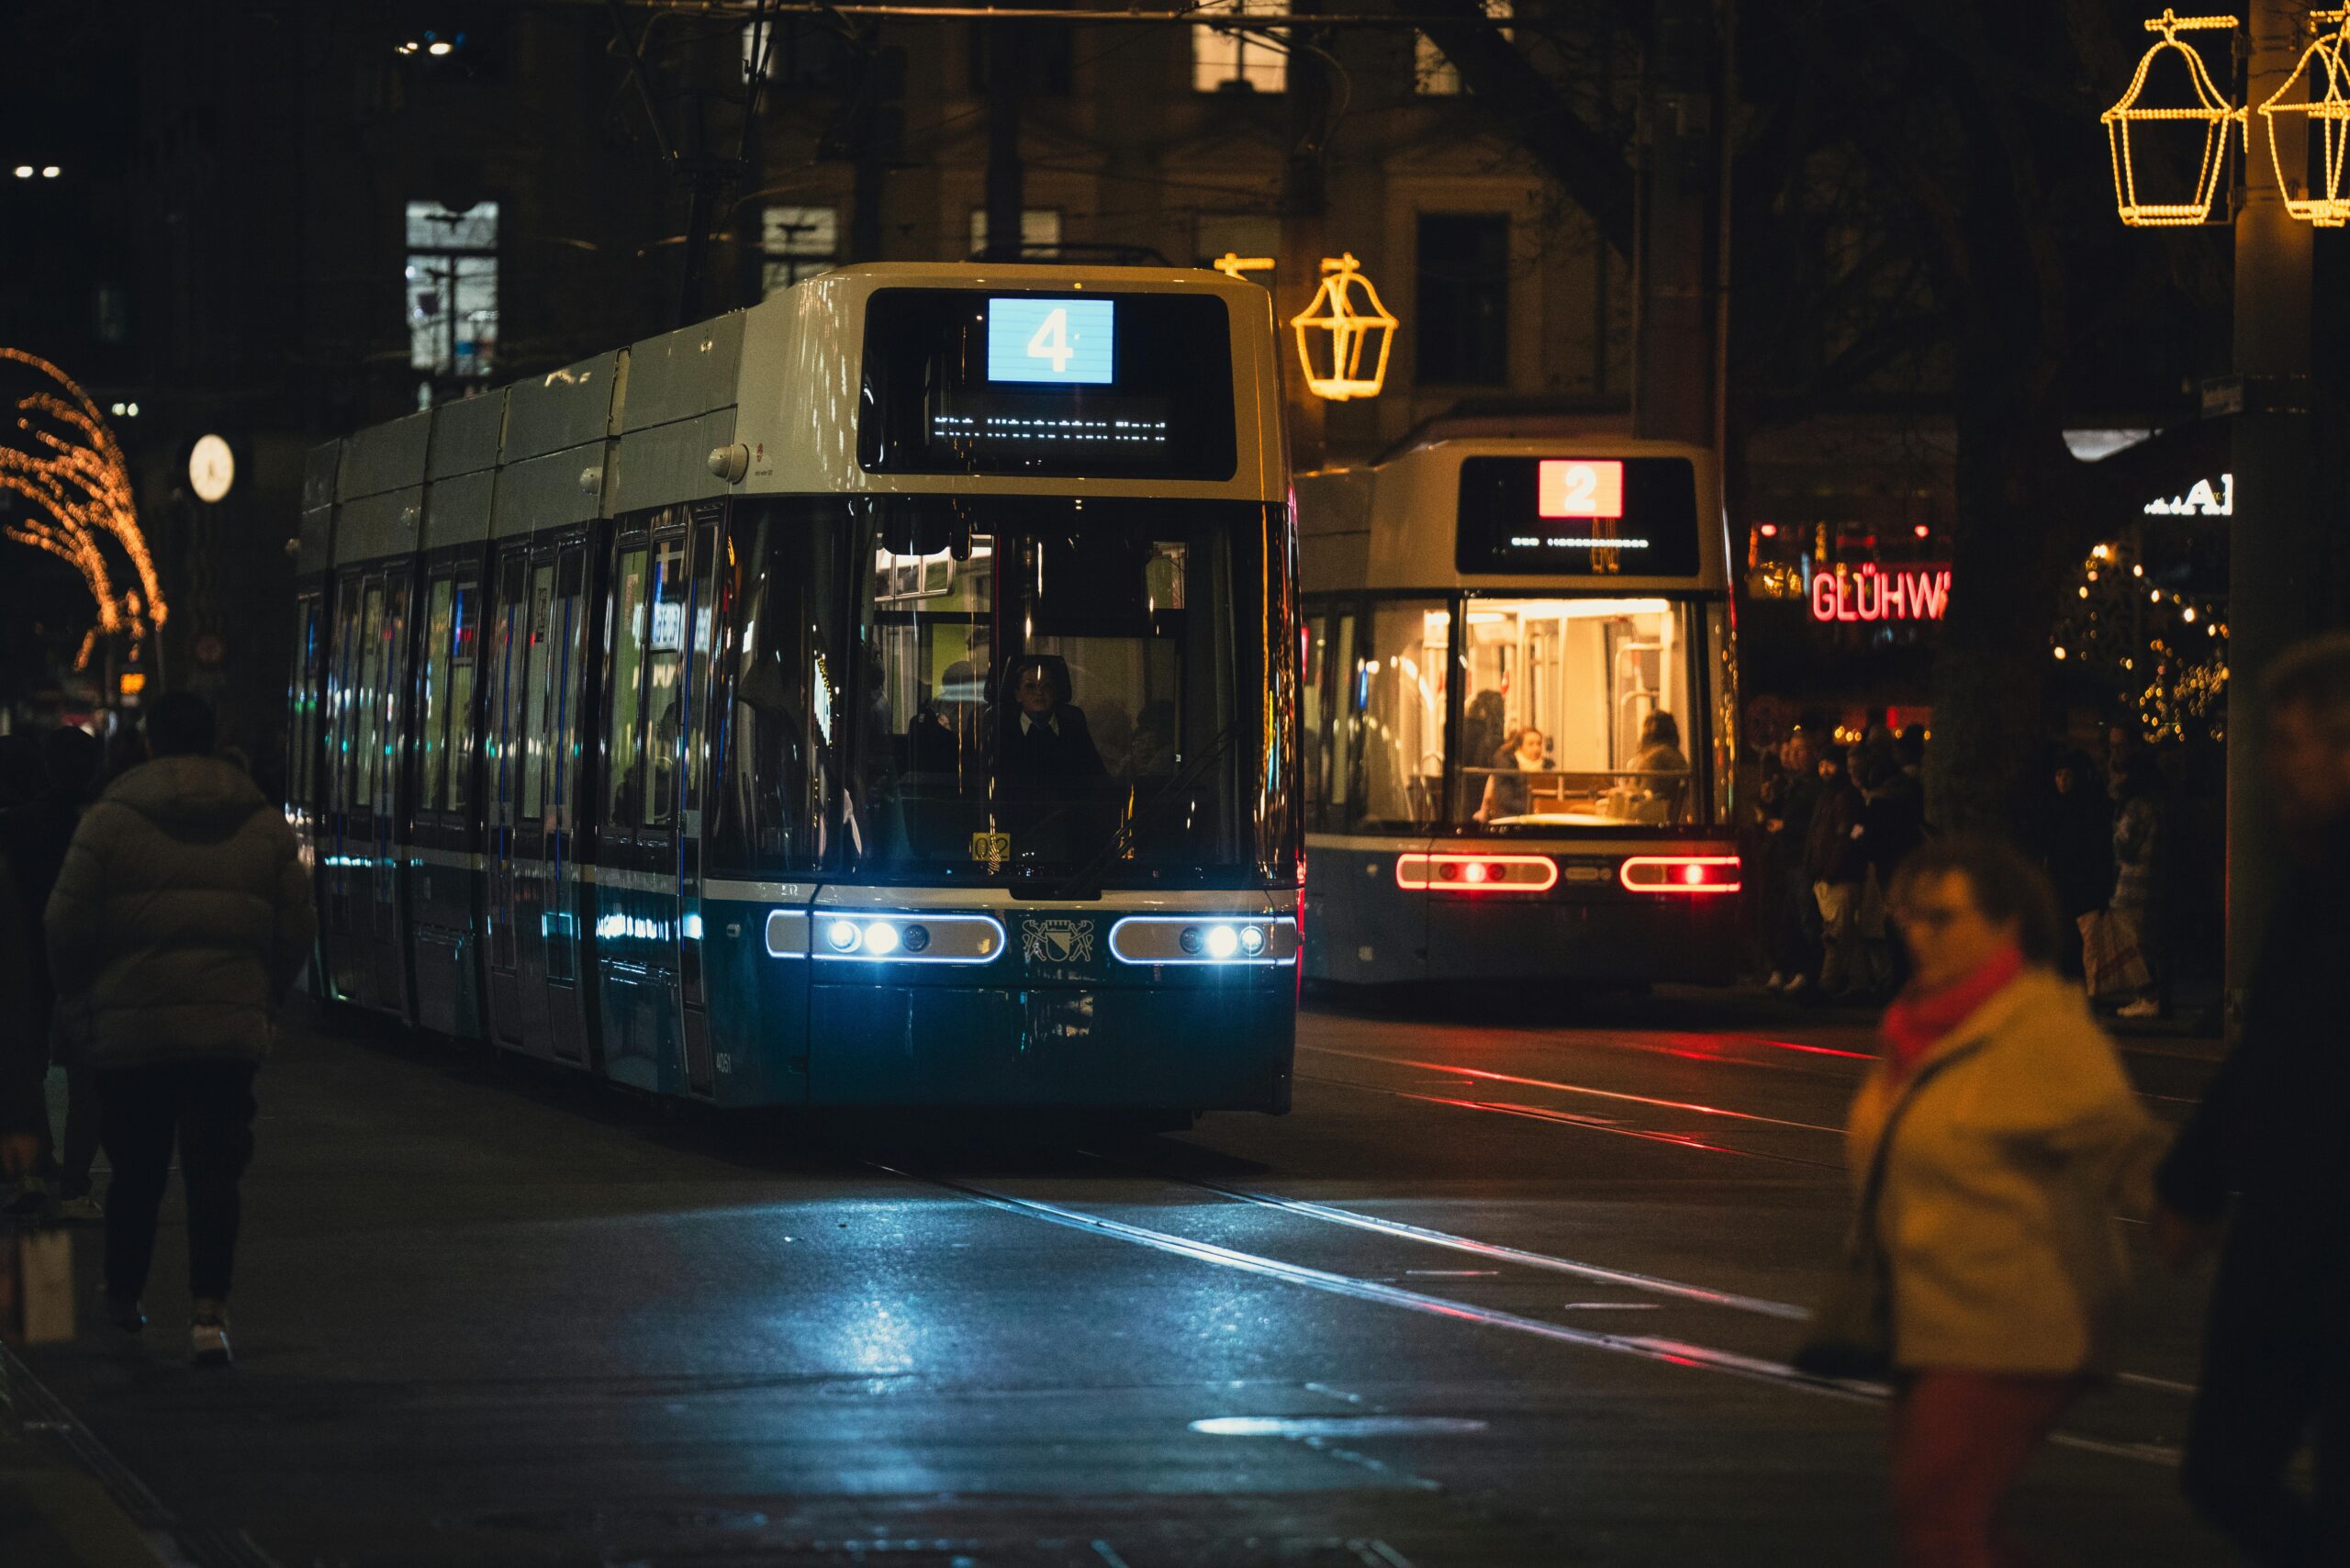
[1053,722,1240,900]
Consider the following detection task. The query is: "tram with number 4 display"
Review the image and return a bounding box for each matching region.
[1293,434,1740,988]
[286,263,1301,1118]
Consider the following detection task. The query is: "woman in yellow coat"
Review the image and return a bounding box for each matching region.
[1844,836,2165,1566]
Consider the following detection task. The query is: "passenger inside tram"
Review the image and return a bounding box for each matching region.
[1475,725,1553,823]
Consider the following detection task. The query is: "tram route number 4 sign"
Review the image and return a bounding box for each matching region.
[988,298,1115,386]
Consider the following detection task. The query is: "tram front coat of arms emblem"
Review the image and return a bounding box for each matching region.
[1020,917,1095,965]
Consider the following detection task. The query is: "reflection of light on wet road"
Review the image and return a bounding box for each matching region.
[1302,1045,1844,1134]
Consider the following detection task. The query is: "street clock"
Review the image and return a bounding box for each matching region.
[188,433,235,503]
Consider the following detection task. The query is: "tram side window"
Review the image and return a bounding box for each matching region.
[643,532,689,829]
[520,563,556,822]
[1354,599,1449,831]
[354,581,386,810]
[551,548,587,832]
[420,577,454,811]
[709,504,839,875]
[487,557,527,827]
[330,583,364,812]
[1455,597,1701,827]
[605,546,652,825]
[289,597,320,808]
[1301,609,1355,834]
[680,521,719,834]
[1707,600,1735,823]
[446,577,479,812]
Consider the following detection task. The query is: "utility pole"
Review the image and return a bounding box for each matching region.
[1630,0,1719,445]
[1281,0,1331,471]
[2222,0,2318,1023]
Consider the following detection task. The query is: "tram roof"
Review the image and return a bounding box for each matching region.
[1296,435,1729,598]
[309,263,1285,570]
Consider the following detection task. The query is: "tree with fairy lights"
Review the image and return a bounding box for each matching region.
[0,349,166,674]
[2051,535,2229,745]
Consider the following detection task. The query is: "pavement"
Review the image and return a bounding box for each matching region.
[5,986,2241,1567]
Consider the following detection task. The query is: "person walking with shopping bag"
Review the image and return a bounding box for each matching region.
[44,693,314,1366]
[1796,836,2165,1566]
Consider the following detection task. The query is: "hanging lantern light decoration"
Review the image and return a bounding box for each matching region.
[1289,253,1398,401]
[1213,252,1275,283]
[2259,8,2350,227]
[2103,10,2244,227]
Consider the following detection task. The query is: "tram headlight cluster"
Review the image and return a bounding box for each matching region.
[805,912,1002,963]
[1170,922,1271,961]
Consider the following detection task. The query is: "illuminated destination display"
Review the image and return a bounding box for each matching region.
[1455,455,1701,576]
[1538,459,1624,519]
[860,289,1235,478]
[986,298,1115,384]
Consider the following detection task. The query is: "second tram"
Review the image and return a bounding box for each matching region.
[288,263,1301,1115]
[1295,433,1740,987]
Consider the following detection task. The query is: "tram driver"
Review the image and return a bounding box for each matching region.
[998,655,1108,781]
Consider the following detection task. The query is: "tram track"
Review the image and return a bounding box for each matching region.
[863,1158,2188,1469]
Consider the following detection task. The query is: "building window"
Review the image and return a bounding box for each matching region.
[744,19,855,89]
[968,207,1063,258]
[1192,0,1286,95]
[763,206,839,295]
[1416,213,1510,386]
[407,200,498,383]
[1416,0,1511,95]
[968,21,1074,95]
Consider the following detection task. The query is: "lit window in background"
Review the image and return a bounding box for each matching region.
[406,200,499,389]
[1192,0,1287,94]
[761,206,839,297]
[968,207,1063,258]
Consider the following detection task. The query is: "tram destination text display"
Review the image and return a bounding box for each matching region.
[860,289,1237,479]
[1454,455,1703,576]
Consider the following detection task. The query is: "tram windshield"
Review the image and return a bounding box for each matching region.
[840,496,1272,886]
[1323,595,1711,834]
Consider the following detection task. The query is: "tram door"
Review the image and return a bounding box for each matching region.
[323,575,369,1003]
[673,510,721,1096]
[594,510,717,1093]
[483,550,531,1048]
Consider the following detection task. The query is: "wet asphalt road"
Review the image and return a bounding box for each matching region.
[15,992,2235,1567]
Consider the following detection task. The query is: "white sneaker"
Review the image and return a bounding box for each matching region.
[2116,998,2161,1019]
[1764,971,1789,991]
[1782,973,1812,996]
[191,1315,233,1368]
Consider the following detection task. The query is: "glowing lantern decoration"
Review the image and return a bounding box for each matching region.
[1213,252,1274,283]
[2102,10,2244,227]
[1288,252,1398,401]
[2259,9,2350,227]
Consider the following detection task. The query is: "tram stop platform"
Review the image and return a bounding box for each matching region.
[0,1354,177,1568]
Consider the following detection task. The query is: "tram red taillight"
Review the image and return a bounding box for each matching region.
[1395,854,1559,892]
[1617,856,1741,895]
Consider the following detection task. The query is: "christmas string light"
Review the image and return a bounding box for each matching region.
[2259,8,2350,227]
[0,348,166,651]
[2103,10,2244,227]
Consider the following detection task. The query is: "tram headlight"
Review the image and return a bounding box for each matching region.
[1239,924,1268,956]
[1179,925,1204,955]
[826,919,862,953]
[863,921,901,957]
[1204,924,1240,959]
[901,923,931,953]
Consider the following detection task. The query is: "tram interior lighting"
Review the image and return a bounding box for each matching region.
[863,921,901,957]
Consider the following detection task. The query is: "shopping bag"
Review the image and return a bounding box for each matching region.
[0,1226,74,1346]
[2078,910,2153,1001]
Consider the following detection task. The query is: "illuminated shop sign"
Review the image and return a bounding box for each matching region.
[1809,565,1951,623]
[2143,473,2232,516]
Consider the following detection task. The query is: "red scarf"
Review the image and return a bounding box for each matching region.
[1877,944,2025,1075]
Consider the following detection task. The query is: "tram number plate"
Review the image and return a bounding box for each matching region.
[970,831,1012,870]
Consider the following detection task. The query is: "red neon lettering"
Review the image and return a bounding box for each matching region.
[1882,575,1908,620]
[1811,575,1838,622]
[1908,570,1949,620]
[1855,573,1881,621]
[1836,576,1860,622]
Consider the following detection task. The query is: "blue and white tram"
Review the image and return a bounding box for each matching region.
[288,263,1301,1115]
[1294,434,1741,987]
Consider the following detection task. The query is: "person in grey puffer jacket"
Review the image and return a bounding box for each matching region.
[45,692,314,1366]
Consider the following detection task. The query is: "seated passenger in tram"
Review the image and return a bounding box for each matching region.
[1130,699,1178,778]
[1626,710,1692,822]
[1476,725,1552,823]
[998,655,1108,781]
